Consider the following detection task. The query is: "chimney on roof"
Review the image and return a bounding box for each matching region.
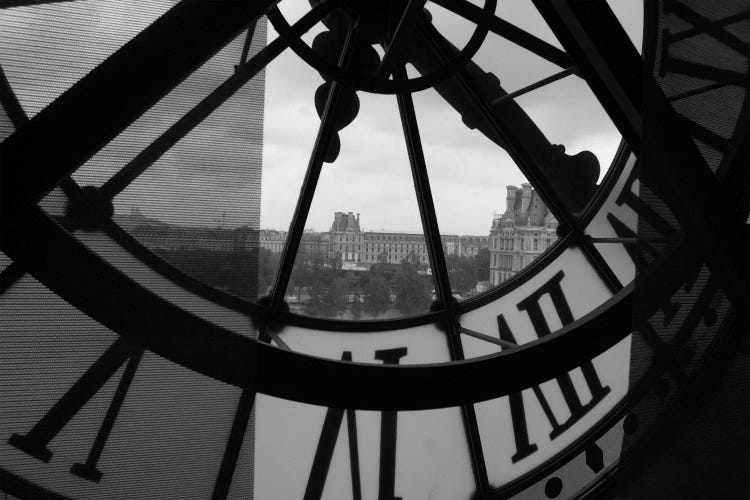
[521,183,533,215]
[332,211,343,231]
[506,185,518,213]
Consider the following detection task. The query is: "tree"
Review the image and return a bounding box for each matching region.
[446,253,477,294]
[290,262,314,301]
[350,287,363,319]
[327,252,343,270]
[326,277,348,316]
[475,247,490,282]
[257,247,280,297]
[305,273,347,318]
[363,275,391,318]
[393,252,432,315]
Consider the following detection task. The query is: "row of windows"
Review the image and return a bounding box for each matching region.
[364,244,428,252]
[337,234,362,243]
[491,270,515,285]
[363,254,429,263]
[493,237,551,252]
[492,254,513,271]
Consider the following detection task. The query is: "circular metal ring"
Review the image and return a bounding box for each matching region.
[268,0,496,94]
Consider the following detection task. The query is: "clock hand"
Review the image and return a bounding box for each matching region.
[403,14,600,213]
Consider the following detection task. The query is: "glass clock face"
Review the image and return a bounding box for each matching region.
[1,1,746,499]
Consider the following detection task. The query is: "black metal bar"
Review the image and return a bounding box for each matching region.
[0,0,76,7]
[98,6,330,199]
[304,406,347,500]
[664,0,748,55]
[679,115,729,151]
[70,349,144,483]
[394,65,490,498]
[212,388,256,500]
[579,240,624,293]
[662,58,746,85]
[1,0,279,217]
[531,0,642,152]
[236,22,258,70]
[98,219,261,316]
[346,408,362,500]
[0,261,25,295]
[448,67,579,232]
[0,64,28,127]
[489,66,576,105]
[1,64,83,202]
[269,22,360,312]
[0,468,72,500]
[588,237,675,244]
[668,77,747,102]
[8,338,136,462]
[379,0,427,77]
[394,71,452,312]
[267,330,291,350]
[460,326,518,349]
[717,99,749,202]
[411,23,582,229]
[430,0,573,69]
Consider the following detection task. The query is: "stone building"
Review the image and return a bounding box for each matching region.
[256,212,488,269]
[329,211,363,263]
[259,229,286,254]
[458,235,490,257]
[489,184,558,285]
[299,231,330,264]
[361,231,460,267]
[259,229,329,264]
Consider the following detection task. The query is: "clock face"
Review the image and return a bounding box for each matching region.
[1,1,746,499]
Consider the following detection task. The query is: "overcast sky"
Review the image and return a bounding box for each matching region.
[1,0,641,236]
[260,0,642,235]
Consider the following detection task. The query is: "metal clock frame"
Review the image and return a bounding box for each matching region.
[0,0,747,498]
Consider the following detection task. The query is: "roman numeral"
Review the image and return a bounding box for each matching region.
[8,338,143,483]
[656,0,748,153]
[304,347,407,500]
[679,116,730,151]
[497,271,610,462]
[374,347,407,500]
[663,0,748,56]
[605,164,678,269]
[658,2,748,99]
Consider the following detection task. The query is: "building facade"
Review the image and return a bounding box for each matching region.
[258,212,486,268]
[489,184,558,285]
[458,235,490,258]
[329,211,363,263]
[361,232,460,265]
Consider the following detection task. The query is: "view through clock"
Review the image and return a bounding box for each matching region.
[0,0,747,499]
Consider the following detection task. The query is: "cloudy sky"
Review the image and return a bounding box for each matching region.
[1,0,641,236]
[260,0,642,235]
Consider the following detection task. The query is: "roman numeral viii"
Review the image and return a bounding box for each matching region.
[497,271,611,462]
[304,347,407,500]
[8,338,143,483]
